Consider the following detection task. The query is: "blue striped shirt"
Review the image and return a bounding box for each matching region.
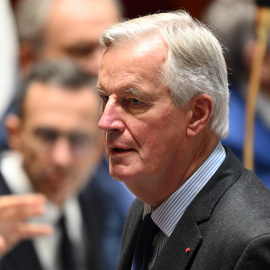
[144,142,226,269]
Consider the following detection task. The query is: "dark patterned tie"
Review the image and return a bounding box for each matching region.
[58,215,77,270]
[132,213,160,270]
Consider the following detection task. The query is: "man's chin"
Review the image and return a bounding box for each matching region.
[109,165,139,183]
[44,175,70,194]
[46,192,67,207]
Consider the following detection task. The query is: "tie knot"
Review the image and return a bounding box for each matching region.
[58,214,67,228]
[137,214,159,243]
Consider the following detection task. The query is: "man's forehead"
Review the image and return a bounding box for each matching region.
[50,0,120,22]
[98,38,167,87]
[23,82,99,115]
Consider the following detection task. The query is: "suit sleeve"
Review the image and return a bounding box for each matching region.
[235,234,270,269]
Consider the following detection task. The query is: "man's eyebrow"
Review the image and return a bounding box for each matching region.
[96,86,151,101]
[124,88,149,100]
[96,87,107,95]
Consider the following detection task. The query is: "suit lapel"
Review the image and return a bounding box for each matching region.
[0,170,12,195]
[117,200,143,270]
[0,169,43,270]
[2,240,42,270]
[190,146,242,221]
[152,209,202,270]
[79,176,111,270]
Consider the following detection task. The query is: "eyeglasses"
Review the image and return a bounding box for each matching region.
[32,127,98,156]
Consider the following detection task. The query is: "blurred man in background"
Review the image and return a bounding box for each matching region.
[0,59,121,270]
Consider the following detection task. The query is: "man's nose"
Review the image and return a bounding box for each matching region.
[51,138,73,166]
[98,99,125,133]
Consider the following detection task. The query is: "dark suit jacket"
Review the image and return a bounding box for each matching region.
[0,158,128,270]
[118,147,270,270]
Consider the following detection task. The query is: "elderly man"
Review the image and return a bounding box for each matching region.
[97,10,270,270]
[0,60,120,270]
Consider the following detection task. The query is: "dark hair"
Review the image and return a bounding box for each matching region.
[16,59,98,118]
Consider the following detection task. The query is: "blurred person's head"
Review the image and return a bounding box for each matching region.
[16,0,121,76]
[203,0,270,97]
[5,59,103,206]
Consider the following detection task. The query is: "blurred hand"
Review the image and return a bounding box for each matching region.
[0,194,53,258]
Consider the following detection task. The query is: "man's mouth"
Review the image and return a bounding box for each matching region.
[110,147,134,155]
[114,147,131,152]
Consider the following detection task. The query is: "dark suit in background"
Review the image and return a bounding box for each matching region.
[0,157,132,270]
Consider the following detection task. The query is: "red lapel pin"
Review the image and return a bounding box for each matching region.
[185,248,191,254]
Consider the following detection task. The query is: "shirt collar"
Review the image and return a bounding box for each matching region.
[143,142,226,237]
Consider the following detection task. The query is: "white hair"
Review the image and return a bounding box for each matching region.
[100,10,230,138]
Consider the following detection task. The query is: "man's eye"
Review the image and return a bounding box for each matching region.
[34,129,58,143]
[100,96,109,112]
[130,98,141,105]
[101,95,109,103]
[69,134,92,147]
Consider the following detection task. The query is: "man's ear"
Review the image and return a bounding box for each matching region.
[186,94,212,137]
[5,114,22,151]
